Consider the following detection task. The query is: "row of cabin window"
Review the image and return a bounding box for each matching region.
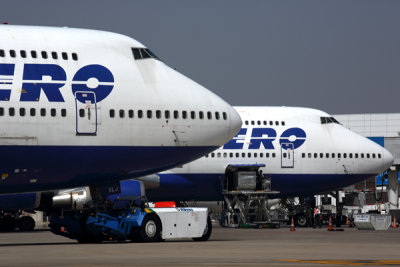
[109,109,228,120]
[0,49,78,61]
[205,151,382,160]
[206,152,277,158]
[245,120,285,126]
[0,107,67,117]
[301,152,381,159]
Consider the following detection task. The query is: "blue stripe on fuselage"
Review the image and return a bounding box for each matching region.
[145,173,376,201]
[0,145,218,194]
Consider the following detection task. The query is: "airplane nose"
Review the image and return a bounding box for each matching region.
[383,148,394,170]
[229,106,242,138]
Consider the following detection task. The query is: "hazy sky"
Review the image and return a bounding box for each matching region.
[3,1,400,114]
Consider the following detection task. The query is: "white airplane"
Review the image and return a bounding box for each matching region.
[0,24,242,196]
[139,106,394,200]
[2,106,392,219]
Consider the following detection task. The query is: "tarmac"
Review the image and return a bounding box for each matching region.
[0,224,400,266]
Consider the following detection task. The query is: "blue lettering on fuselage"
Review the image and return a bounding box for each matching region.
[223,127,307,150]
[249,128,276,149]
[0,63,114,103]
[0,64,15,101]
[21,64,66,102]
[72,64,114,103]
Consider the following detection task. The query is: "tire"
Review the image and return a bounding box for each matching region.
[138,214,162,242]
[17,216,35,231]
[294,214,309,227]
[193,216,212,241]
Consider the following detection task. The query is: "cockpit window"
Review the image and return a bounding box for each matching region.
[146,49,158,58]
[132,48,141,60]
[141,49,151,59]
[131,48,159,60]
[320,116,340,124]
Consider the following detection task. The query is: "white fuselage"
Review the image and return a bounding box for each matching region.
[146,106,393,200]
[0,25,241,194]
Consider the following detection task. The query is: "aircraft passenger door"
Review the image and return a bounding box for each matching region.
[75,91,97,135]
[281,143,294,168]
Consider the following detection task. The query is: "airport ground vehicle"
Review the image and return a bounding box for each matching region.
[0,212,35,232]
[49,197,212,243]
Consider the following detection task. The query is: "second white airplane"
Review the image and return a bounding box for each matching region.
[140,106,394,200]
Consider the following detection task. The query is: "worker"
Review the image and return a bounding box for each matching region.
[313,206,322,228]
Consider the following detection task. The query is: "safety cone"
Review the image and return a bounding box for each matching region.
[393,217,397,228]
[290,216,296,231]
[327,216,333,231]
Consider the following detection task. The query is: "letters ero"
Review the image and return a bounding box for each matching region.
[223,127,307,150]
[0,63,114,103]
